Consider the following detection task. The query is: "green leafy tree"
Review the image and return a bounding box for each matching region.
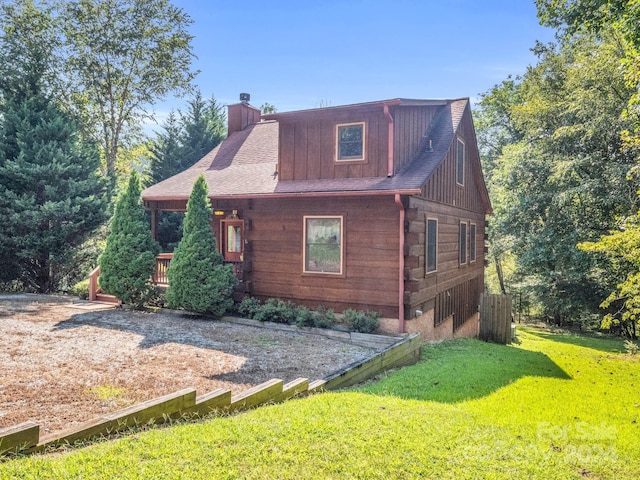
[149,91,226,184]
[537,0,640,149]
[475,78,525,294]
[0,0,107,292]
[99,171,159,306]
[260,102,277,114]
[60,0,197,182]
[166,175,236,315]
[476,34,640,326]
[148,111,184,251]
[579,216,640,339]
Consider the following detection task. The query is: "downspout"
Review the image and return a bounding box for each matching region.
[384,102,395,177]
[395,194,405,333]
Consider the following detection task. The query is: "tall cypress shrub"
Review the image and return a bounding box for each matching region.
[166,175,236,315]
[99,171,159,306]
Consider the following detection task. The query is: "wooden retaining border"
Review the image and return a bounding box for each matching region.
[321,333,422,390]
[0,333,421,456]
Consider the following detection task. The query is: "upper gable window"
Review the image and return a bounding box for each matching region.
[456,138,465,186]
[336,122,365,161]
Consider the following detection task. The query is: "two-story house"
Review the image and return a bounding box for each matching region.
[141,95,492,340]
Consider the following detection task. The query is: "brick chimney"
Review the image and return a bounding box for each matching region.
[227,93,261,136]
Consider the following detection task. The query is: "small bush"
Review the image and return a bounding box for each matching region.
[624,339,639,355]
[238,297,262,318]
[295,306,314,327]
[144,285,167,308]
[99,171,160,308]
[253,298,297,324]
[234,297,339,330]
[344,309,380,333]
[313,306,337,329]
[69,279,90,299]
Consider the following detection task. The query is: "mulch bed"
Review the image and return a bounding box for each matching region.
[0,294,374,435]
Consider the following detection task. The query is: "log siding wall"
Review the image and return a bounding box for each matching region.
[238,196,400,318]
[404,108,487,331]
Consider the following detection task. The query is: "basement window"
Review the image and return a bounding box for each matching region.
[336,122,365,161]
[303,216,343,275]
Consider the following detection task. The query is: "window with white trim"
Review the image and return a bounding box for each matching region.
[336,122,365,161]
[303,216,343,274]
[426,218,438,274]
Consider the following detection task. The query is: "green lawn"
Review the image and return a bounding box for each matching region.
[2,326,639,479]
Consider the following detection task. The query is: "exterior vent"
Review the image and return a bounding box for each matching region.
[240,93,250,104]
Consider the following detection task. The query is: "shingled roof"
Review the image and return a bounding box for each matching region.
[141,98,484,205]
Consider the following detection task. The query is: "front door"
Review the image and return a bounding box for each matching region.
[221,219,244,263]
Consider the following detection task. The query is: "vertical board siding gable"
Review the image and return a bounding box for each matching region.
[277,110,389,182]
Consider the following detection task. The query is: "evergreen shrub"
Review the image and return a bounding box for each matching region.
[252,298,297,324]
[238,297,262,318]
[344,309,381,333]
[166,175,236,316]
[312,306,337,329]
[99,171,159,308]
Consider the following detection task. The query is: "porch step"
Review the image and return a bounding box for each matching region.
[94,293,122,305]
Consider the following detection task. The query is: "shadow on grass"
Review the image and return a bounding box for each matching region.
[356,338,571,403]
[521,326,624,354]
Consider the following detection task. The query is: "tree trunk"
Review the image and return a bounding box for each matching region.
[494,253,507,295]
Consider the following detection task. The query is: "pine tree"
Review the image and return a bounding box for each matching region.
[148,91,226,184]
[99,171,159,306]
[179,91,226,167]
[166,175,236,315]
[0,0,107,292]
[149,111,182,185]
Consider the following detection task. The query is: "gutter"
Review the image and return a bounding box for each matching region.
[142,188,422,204]
[394,193,405,333]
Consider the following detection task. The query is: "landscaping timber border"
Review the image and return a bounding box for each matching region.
[0,333,421,456]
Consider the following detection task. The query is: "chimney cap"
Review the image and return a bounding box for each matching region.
[240,93,250,104]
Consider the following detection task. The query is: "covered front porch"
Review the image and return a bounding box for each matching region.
[87,198,249,304]
[151,252,244,286]
[146,198,250,293]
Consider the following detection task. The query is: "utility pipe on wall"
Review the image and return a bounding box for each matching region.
[395,193,405,333]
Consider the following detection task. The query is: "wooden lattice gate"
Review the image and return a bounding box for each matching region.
[479,294,513,344]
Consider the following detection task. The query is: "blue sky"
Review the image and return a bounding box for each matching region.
[164,0,556,115]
